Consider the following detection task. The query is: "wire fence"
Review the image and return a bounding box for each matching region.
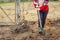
[0,0,60,25]
[0,0,15,25]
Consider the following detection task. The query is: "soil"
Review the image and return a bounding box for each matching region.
[0,19,60,40]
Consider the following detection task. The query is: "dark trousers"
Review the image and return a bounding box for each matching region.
[38,11,48,28]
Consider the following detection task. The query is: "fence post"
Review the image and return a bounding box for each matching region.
[15,0,20,24]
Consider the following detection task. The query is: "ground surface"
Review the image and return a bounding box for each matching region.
[0,2,60,40]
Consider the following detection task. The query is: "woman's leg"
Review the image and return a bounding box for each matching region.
[42,11,48,28]
[38,11,44,33]
[38,11,43,28]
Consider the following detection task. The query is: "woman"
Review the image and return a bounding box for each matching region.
[34,0,49,34]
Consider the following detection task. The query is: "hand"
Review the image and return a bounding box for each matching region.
[44,3,46,5]
[36,5,39,8]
